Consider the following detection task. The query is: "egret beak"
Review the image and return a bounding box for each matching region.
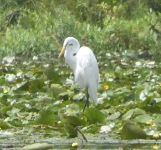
[58,47,65,58]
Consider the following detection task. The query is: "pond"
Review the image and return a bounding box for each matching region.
[1,132,161,150]
[0,50,161,149]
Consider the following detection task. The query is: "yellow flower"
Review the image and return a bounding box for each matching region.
[102,84,109,91]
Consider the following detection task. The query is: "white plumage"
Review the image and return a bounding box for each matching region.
[59,37,99,107]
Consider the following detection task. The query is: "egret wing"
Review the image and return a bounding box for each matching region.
[75,46,99,91]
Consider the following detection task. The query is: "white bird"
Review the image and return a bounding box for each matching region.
[59,37,99,110]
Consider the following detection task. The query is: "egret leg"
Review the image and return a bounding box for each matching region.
[83,89,89,112]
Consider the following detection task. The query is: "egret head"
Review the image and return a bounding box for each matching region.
[58,37,80,58]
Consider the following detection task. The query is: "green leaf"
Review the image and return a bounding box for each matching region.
[84,108,106,124]
[44,65,61,82]
[0,119,11,129]
[58,91,74,100]
[121,120,147,139]
[36,108,56,125]
[29,79,44,93]
[73,93,85,102]
[134,114,152,124]
[122,108,146,121]
[63,115,82,138]
[108,111,121,120]
[49,84,65,98]
[59,112,83,137]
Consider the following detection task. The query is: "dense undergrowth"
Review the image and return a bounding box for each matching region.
[0,0,161,59]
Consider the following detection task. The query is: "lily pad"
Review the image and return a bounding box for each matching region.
[36,108,56,125]
[58,91,74,100]
[49,84,65,98]
[84,107,106,124]
[121,120,147,139]
[122,108,146,121]
[134,114,153,124]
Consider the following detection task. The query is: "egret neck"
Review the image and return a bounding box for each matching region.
[64,40,80,72]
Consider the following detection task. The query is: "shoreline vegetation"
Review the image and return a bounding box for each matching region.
[0,0,161,60]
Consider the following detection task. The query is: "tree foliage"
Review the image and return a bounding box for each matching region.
[0,0,161,59]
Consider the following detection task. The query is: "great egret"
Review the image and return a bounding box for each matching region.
[59,37,99,110]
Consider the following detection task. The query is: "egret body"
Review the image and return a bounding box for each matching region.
[59,37,99,109]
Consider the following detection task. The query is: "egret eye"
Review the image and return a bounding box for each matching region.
[68,43,73,46]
